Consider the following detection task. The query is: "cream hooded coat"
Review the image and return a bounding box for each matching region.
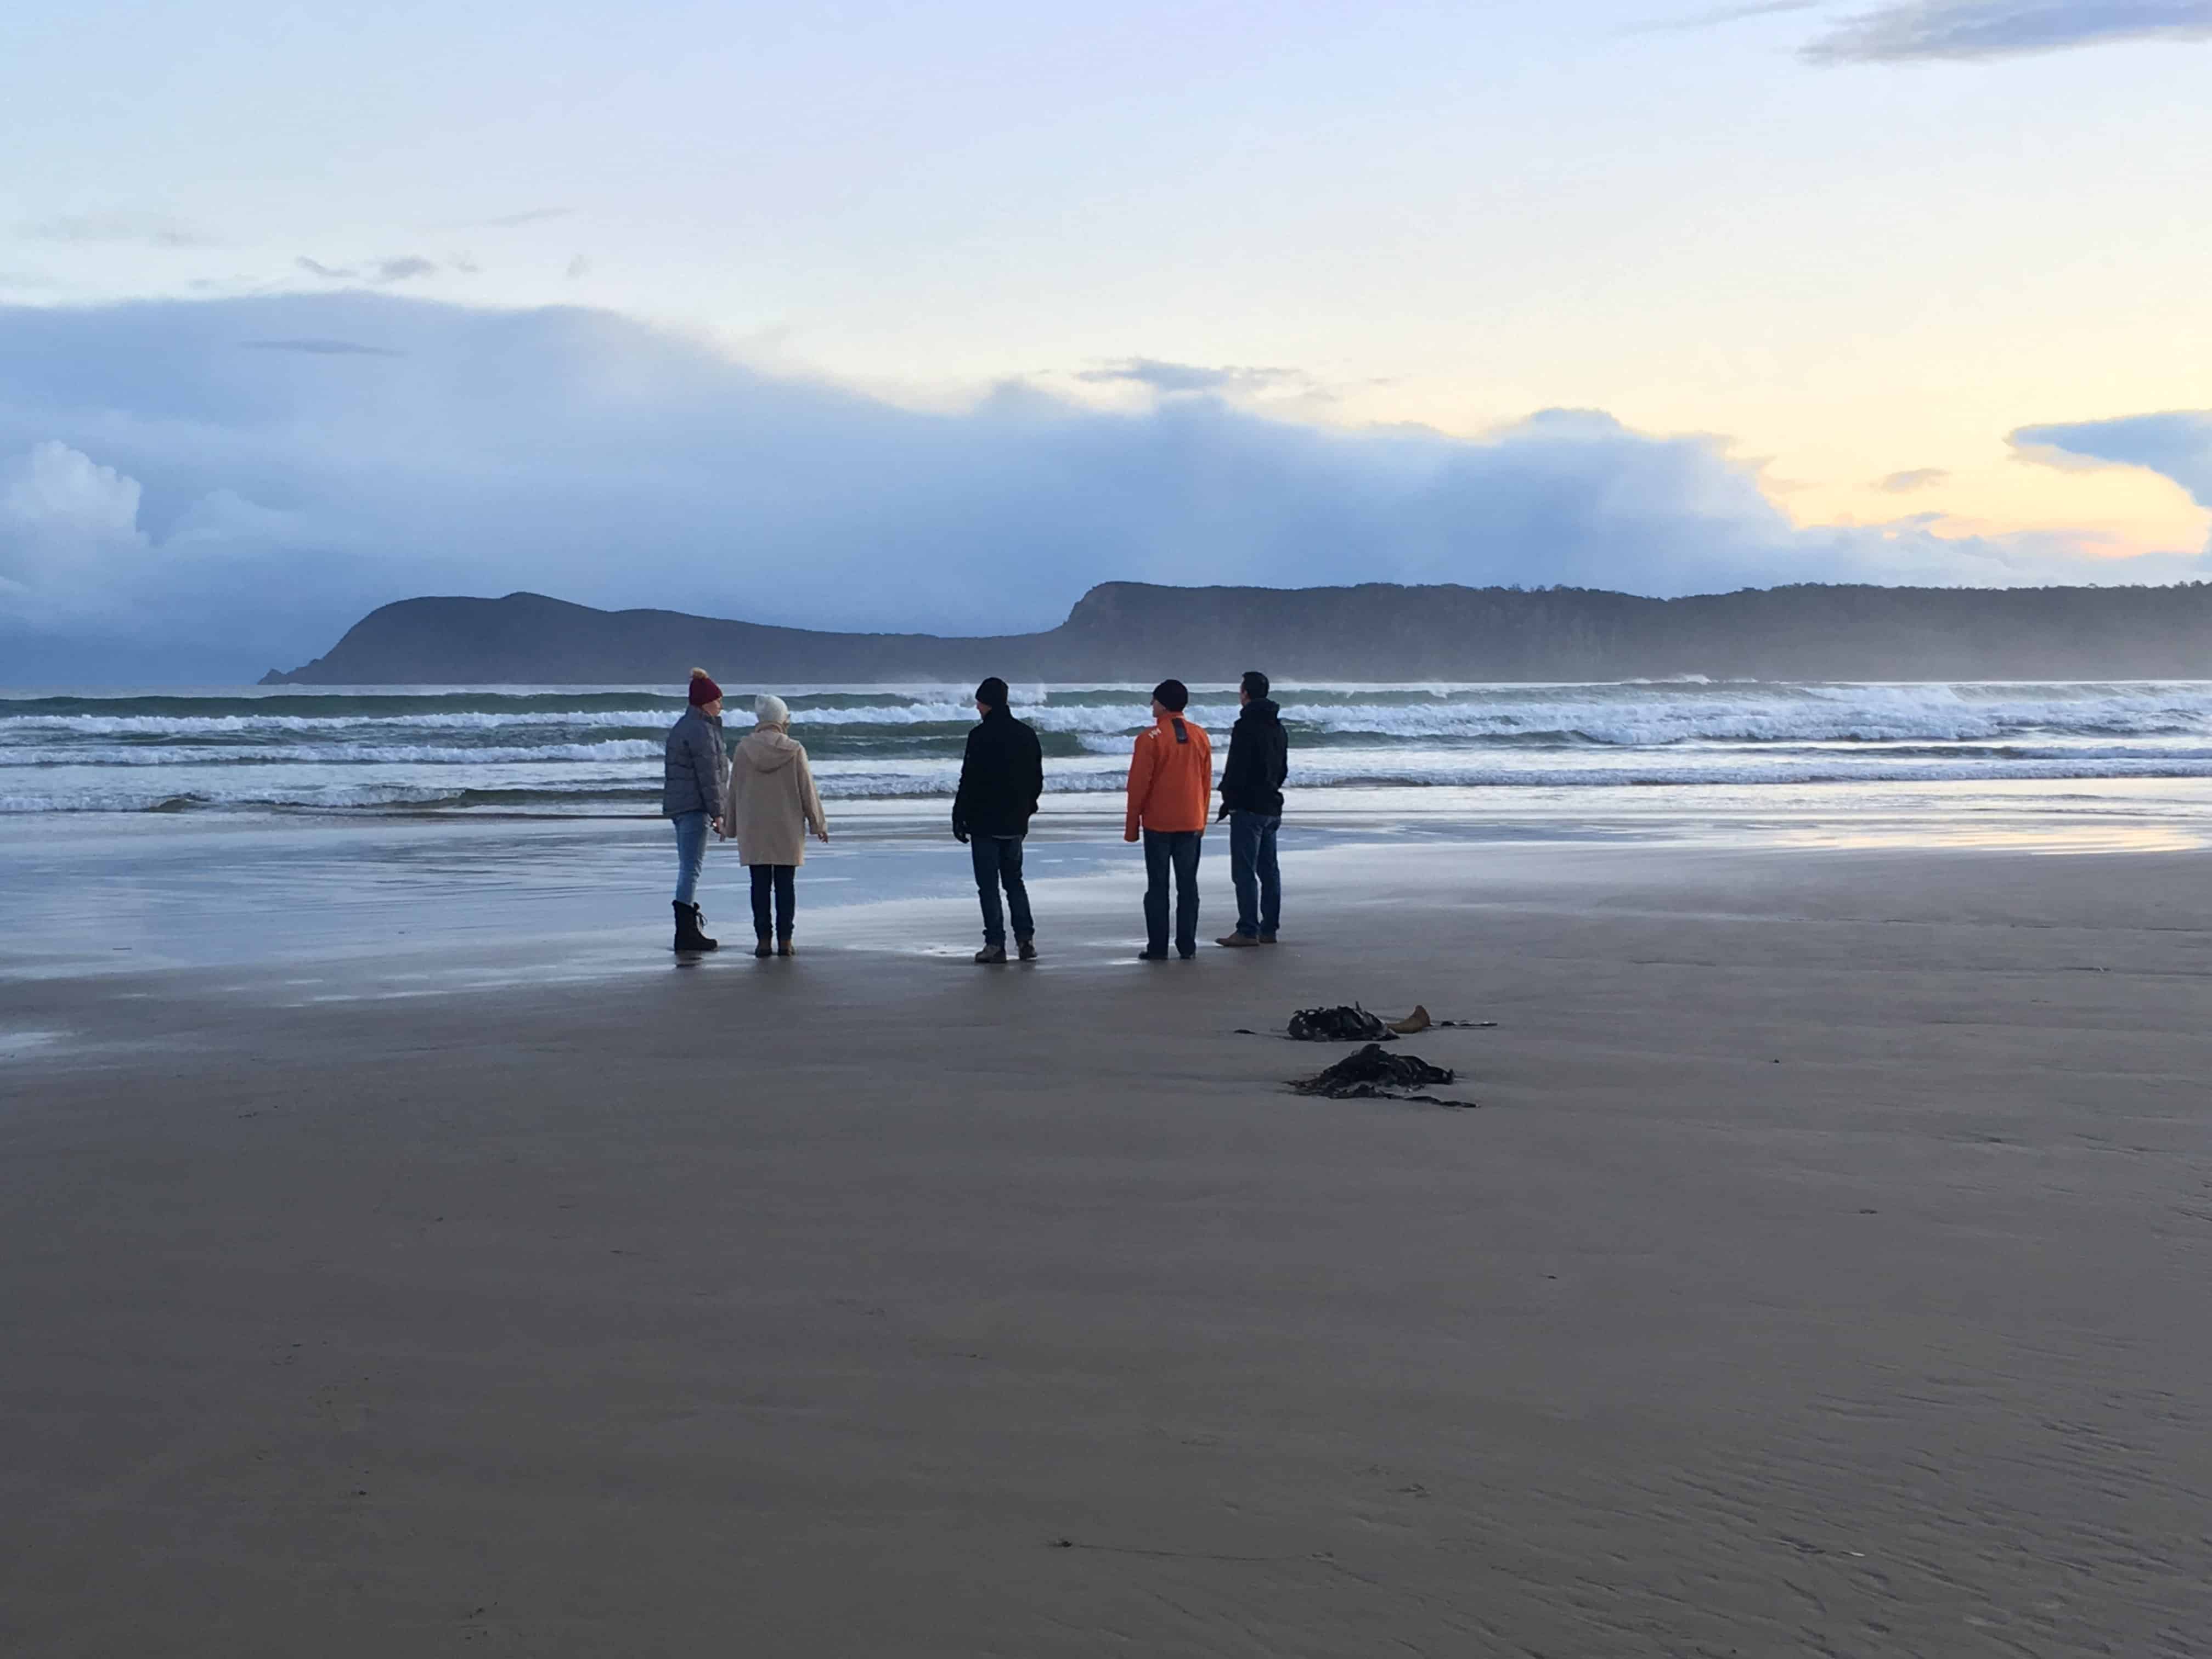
[725,724,828,866]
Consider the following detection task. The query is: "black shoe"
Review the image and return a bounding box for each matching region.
[1017,939,1038,961]
[674,901,719,952]
[753,936,773,958]
[1177,949,1197,960]
[1137,949,1169,962]
[974,945,1008,964]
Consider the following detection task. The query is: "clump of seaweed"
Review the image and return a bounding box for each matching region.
[1289,1043,1477,1108]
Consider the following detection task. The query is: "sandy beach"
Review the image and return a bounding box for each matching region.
[5,835,2210,1655]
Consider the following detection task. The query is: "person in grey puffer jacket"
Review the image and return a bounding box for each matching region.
[663,668,730,952]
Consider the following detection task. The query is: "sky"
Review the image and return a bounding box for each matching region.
[3,0,2211,680]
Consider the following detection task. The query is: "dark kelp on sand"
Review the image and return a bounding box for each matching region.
[1289,1043,1477,1108]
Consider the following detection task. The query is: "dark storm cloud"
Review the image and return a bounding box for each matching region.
[1,295,2201,682]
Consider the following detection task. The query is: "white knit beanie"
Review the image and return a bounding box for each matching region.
[754,693,791,726]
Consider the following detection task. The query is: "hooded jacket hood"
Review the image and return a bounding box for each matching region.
[737,725,804,774]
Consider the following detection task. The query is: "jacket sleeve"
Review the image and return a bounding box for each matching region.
[1022,726,1045,818]
[797,747,828,839]
[690,721,724,820]
[1217,725,1249,815]
[1124,732,1156,839]
[1271,721,1289,791]
[952,728,976,836]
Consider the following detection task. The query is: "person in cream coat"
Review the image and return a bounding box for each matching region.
[724,693,830,956]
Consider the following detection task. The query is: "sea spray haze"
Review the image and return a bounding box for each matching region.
[8,680,2212,816]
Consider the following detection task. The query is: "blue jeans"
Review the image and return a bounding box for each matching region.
[971,834,1035,948]
[671,810,709,906]
[1142,828,1203,956]
[1228,810,1281,939]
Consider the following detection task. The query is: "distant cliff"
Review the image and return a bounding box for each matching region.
[263,582,2212,685]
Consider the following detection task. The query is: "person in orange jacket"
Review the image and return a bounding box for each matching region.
[1124,678,1214,960]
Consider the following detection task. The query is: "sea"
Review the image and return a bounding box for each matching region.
[7,677,2212,984]
[7,679,2212,819]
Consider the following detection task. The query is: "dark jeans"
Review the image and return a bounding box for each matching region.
[1228,810,1282,939]
[1142,828,1204,957]
[970,834,1035,948]
[748,864,795,940]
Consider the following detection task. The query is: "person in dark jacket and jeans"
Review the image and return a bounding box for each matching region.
[663,667,729,952]
[1215,669,1288,947]
[953,676,1046,963]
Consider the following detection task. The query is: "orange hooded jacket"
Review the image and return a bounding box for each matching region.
[1124,712,1213,839]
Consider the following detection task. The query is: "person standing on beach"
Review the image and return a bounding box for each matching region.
[1214,669,1289,947]
[952,676,1046,964]
[726,693,830,958]
[1124,679,1212,961]
[663,668,729,953]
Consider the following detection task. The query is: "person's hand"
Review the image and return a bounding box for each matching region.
[953,827,969,844]
[815,827,831,843]
[1124,830,1140,844]
[710,816,724,836]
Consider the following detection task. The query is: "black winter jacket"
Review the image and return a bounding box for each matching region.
[1216,697,1288,818]
[953,706,1046,839]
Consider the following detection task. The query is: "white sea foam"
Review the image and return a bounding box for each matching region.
[6,679,2212,813]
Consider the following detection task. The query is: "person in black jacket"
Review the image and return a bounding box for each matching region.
[952,676,1046,963]
[1214,669,1289,947]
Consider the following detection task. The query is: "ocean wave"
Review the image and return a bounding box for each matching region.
[13,751,2212,814]
[0,741,662,767]
[12,680,2211,749]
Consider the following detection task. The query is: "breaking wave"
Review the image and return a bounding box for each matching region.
[7,678,2211,814]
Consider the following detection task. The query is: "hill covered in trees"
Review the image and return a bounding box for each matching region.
[264,581,2212,685]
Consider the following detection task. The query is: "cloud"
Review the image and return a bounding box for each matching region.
[239,338,406,357]
[2012,411,2212,508]
[296,255,442,284]
[1803,1,2212,63]
[565,253,590,280]
[0,441,150,612]
[435,207,573,231]
[0,294,2202,681]
[1876,466,1949,492]
[1629,1,1820,34]
[1075,358,1304,396]
[23,212,218,249]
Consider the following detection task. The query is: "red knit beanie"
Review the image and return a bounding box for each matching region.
[687,668,723,707]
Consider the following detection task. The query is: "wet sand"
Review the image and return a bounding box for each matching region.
[4,841,2210,1655]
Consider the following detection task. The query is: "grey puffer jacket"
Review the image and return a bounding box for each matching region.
[662,707,728,820]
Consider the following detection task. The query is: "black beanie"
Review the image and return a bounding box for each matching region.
[975,676,1009,709]
[1152,679,1188,713]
